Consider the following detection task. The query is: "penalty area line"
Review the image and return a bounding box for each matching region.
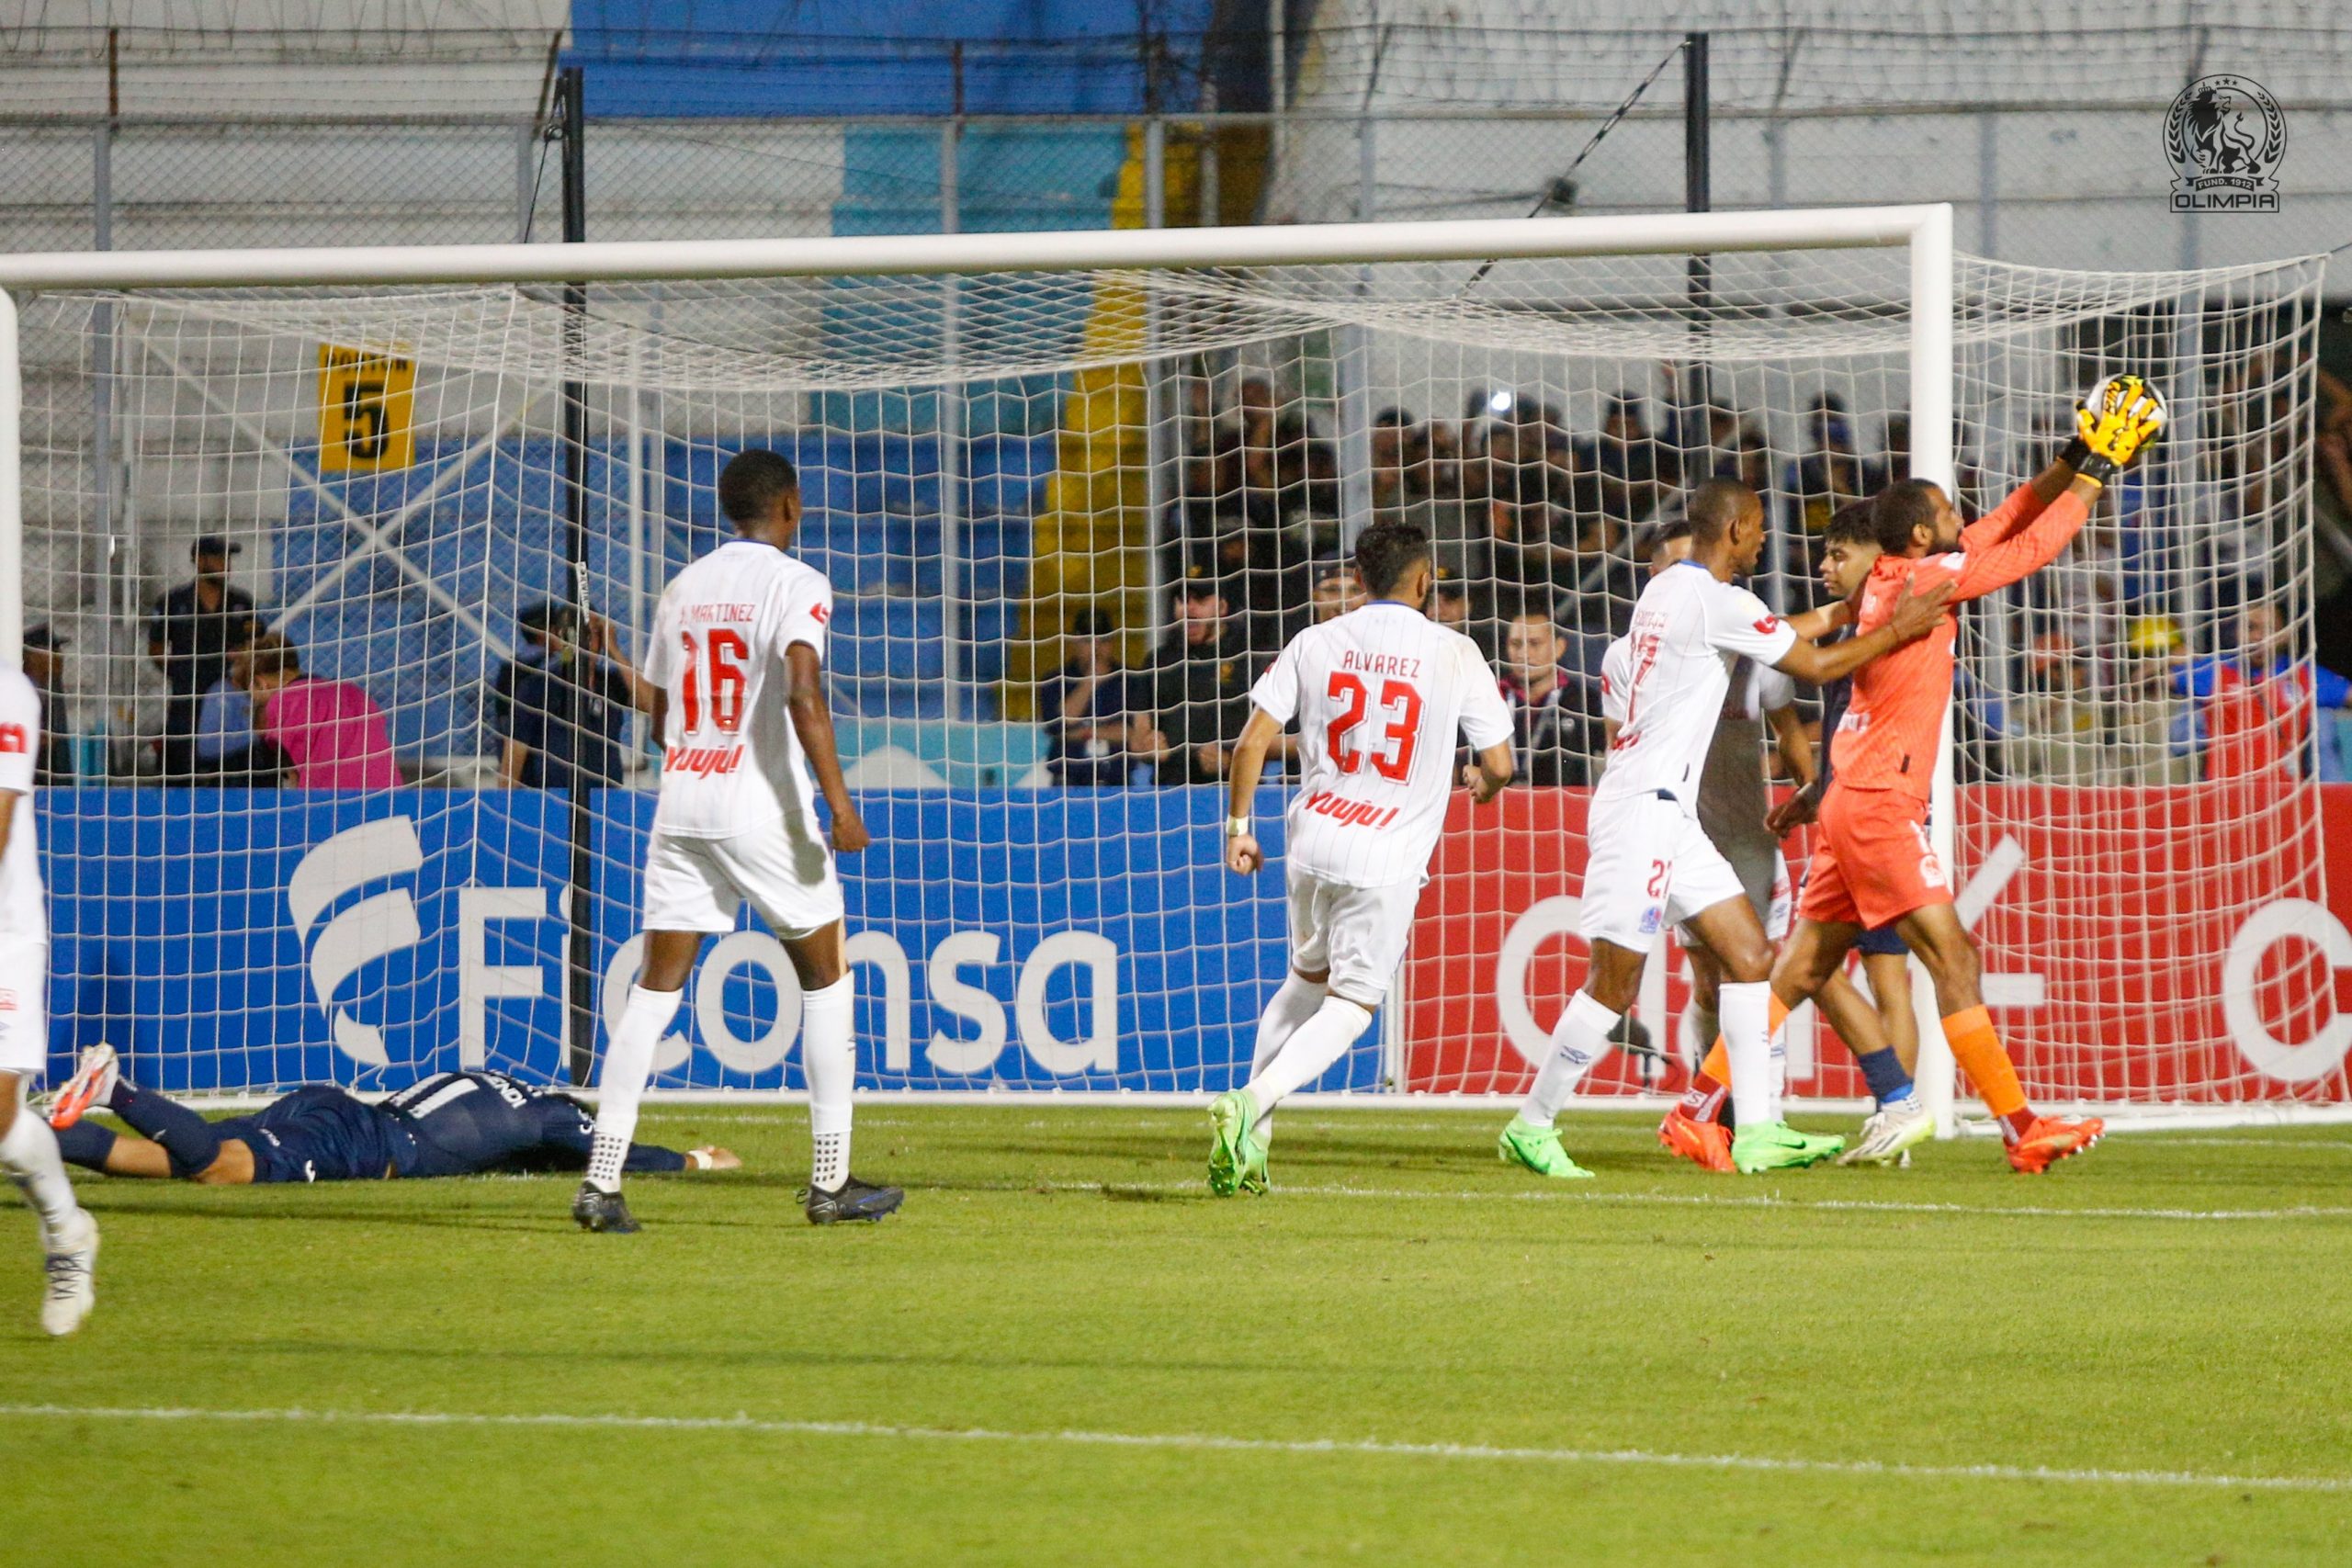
[0,1403,2342,1495]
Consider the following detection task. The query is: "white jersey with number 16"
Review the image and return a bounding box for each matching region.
[641,538,833,841]
[1250,601,1513,889]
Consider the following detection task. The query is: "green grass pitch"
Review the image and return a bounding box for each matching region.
[5,1105,2351,1566]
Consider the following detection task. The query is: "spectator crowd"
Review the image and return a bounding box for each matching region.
[1056,352,2352,789]
[24,343,2352,795]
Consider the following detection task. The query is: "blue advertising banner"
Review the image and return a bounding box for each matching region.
[38,789,1363,1097]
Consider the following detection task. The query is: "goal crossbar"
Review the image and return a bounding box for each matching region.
[0,204,1951,291]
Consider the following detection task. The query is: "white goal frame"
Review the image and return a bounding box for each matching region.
[0,204,1972,1118]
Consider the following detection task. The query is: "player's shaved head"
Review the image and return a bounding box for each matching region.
[1352,520,1432,598]
[718,449,801,528]
[1686,479,1758,547]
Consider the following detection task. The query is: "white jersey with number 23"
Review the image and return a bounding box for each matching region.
[1250,601,1513,889]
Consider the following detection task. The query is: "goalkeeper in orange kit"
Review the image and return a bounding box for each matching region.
[1766,375,2167,1172]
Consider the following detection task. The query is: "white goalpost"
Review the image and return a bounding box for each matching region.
[0,204,2335,1128]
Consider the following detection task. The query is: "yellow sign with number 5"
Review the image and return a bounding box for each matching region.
[317,344,415,472]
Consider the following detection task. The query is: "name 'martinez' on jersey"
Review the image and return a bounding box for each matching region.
[640,538,833,840]
[1250,601,1512,887]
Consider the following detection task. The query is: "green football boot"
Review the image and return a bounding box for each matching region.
[1496,1115,1597,1180]
[1207,1089,1263,1198]
[1730,1120,1846,1174]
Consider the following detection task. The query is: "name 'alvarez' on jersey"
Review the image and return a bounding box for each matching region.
[1249,601,1513,888]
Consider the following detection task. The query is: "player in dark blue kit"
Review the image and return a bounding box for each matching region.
[42,1045,738,1185]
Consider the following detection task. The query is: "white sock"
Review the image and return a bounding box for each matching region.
[802,976,855,1191]
[1249,973,1328,1144]
[1768,1010,1791,1123]
[1243,996,1374,1110]
[1722,981,1776,1131]
[1,1084,80,1246]
[587,983,682,1192]
[1521,990,1620,1128]
[1679,1002,1718,1072]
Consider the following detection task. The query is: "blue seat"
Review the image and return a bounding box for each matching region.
[833,597,945,682]
[961,516,1031,601]
[965,599,1017,687]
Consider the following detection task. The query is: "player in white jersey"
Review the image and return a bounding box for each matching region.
[1497,479,1947,1179]
[575,449,902,1233]
[1206,522,1515,1195]
[0,666,96,1332]
[1605,520,1907,1174]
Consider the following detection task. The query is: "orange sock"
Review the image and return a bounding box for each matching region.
[1942,1005,2037,1139]
[1682,994,1792,1119]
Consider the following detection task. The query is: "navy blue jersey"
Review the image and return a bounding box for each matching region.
[220,1086,419,1184]
[381,1071,688,1179]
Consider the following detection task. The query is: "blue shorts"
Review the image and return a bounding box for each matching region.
[222,1086,414,1183]
[1855,923,1910,958]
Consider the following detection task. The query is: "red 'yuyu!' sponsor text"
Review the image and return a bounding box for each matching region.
[1303,790,1400,828]
[663,745,744,777]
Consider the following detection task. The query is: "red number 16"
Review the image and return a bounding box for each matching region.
[678,627,749,733]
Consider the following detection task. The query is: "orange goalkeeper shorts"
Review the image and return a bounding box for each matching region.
[1794,784,1952,931]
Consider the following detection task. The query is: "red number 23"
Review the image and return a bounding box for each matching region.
[1326,672,1423,782]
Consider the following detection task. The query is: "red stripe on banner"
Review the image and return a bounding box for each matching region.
[1405,784,2352,1104]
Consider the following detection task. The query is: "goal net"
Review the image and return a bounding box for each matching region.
[3,212,2335,1118]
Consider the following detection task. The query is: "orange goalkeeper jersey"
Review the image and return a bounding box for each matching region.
[1829,479,2091,799]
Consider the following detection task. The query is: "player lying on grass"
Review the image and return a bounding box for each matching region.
[1605,517,1922,1174]
[45,1047,737,1184]
[586,448,901,1234]
[1763,375,2166,1174]
[1206,520,1516,1195]
[1498,479,1949,1179]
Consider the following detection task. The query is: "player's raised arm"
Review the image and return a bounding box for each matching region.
[1771,575,1952,685]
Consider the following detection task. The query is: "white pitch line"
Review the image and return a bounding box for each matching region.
[997,1179,2352,1223]
[0,1404,2340,1495]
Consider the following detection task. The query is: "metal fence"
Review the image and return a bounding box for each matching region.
[10,97,2351,268]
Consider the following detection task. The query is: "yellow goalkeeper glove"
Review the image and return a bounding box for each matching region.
[2061,374,2167,484]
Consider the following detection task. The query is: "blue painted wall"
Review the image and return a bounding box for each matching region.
[570,1,1218,118]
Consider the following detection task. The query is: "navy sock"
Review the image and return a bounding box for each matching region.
[110,1081,226,1179]
[1854,1047,1915,1106]
[54,1120,116,1173]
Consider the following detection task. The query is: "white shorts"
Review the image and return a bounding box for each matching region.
[642,815,843,940]
[0,937,49,1077]
[1580,792,1748,953]
[1287,869,1418,1006]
